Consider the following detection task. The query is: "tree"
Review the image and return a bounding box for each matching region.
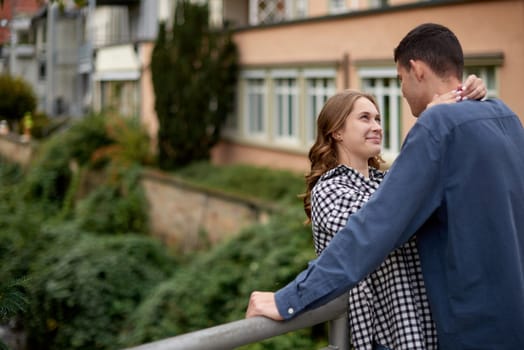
[151,0,239,169]
[0,280,28,350]
[0,74,37,130]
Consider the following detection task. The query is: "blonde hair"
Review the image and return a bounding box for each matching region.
[301,90,384,222]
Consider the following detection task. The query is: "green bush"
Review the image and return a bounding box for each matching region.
[118,208,326,349]
[0,159,49,283]
[0,74,37,128]
[21,112,153,229]
[74,165,148,234]
[22,113,110,209]
[25,232,177,350]
[26,111,53,139]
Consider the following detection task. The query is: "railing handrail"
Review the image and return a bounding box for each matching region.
[123,295,349,350]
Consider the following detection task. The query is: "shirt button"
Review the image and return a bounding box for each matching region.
[287,307,294,315]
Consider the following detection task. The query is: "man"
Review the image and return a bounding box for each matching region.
[246,23,524,349]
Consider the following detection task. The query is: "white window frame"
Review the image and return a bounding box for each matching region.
[304,68,336,144]
[242,70,268,140]
[359,67,402,155]
[271,69,299,145]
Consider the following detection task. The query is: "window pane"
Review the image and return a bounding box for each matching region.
[362,76,402,153]
[306,77,335,143]
[246,78,265,134]
[274,77,298,140]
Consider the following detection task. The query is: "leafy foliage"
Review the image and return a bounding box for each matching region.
[90,113,155,168]
[0,74,37,129]
[0,279,28,322]
[174,161,306,206]
[0,279,29,350]
[118,207,326,349]
[74,165,148,234]
[1,144,327,349]
[25,232,176,350]
[151,1,239,169]
[21,113,110,209]
[20,113,153,233]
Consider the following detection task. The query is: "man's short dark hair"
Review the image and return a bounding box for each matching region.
[394,23,464,79]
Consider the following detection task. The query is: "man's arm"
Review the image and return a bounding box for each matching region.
[247,118,445,320]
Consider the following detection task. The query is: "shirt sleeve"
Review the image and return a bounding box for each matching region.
[275,122,445,319]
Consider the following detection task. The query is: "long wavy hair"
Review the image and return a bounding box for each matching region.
[301,90,384,223]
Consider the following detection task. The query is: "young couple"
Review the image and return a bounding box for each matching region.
[246,23,524,350]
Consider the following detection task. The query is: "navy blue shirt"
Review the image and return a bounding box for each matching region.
[275,99,524,349]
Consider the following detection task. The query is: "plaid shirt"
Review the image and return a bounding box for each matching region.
[311,165,438,350]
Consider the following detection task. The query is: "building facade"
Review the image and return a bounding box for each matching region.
[200,0,524,172]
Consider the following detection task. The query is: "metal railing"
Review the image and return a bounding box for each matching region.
[124,295,349,350]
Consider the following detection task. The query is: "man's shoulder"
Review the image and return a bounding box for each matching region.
[418,98,518,132]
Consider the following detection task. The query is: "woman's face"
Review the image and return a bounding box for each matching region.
[336,97,382,163]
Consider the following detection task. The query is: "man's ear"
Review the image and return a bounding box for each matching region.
[409,59,425,82]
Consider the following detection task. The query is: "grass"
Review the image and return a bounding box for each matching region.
[172,161,306,207]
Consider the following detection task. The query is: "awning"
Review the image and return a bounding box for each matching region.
[94,44,140,81]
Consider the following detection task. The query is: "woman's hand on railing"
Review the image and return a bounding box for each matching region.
[246,291,283,320]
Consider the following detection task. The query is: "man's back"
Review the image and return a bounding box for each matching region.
[415,99,524,349]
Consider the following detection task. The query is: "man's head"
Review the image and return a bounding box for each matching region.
[394,23,464,116]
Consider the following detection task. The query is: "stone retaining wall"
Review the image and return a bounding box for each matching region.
[0,134,34,167]
[141,169,275,252]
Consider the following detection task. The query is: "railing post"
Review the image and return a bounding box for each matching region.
[327,312,349,350]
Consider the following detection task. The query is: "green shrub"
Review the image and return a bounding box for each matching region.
[21,113,153,226]
[26,111,53,139]
[74,165,148,234]
[25,232,177,350]
[0,159,49,283]
[119,208,326,349]
[0,74,36,128]
[90,114,155,168]
[22,113,110,208]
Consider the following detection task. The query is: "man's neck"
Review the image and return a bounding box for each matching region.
[433,76,462,96]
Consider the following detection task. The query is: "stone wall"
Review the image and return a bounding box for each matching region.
[0,134,34,167]
[141,169,275,252]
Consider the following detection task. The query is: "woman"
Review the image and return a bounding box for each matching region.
[302,78,486,350]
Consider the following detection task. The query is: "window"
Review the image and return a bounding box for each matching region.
[249,0,308,25]
[329,0,346,14]
[237,67,336,150]
[360,67,402,154]
[272,70,299,143]
[305,70,336,143]
[243,71,267,138]
[464,66,497,98]
[368,0,388,8]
